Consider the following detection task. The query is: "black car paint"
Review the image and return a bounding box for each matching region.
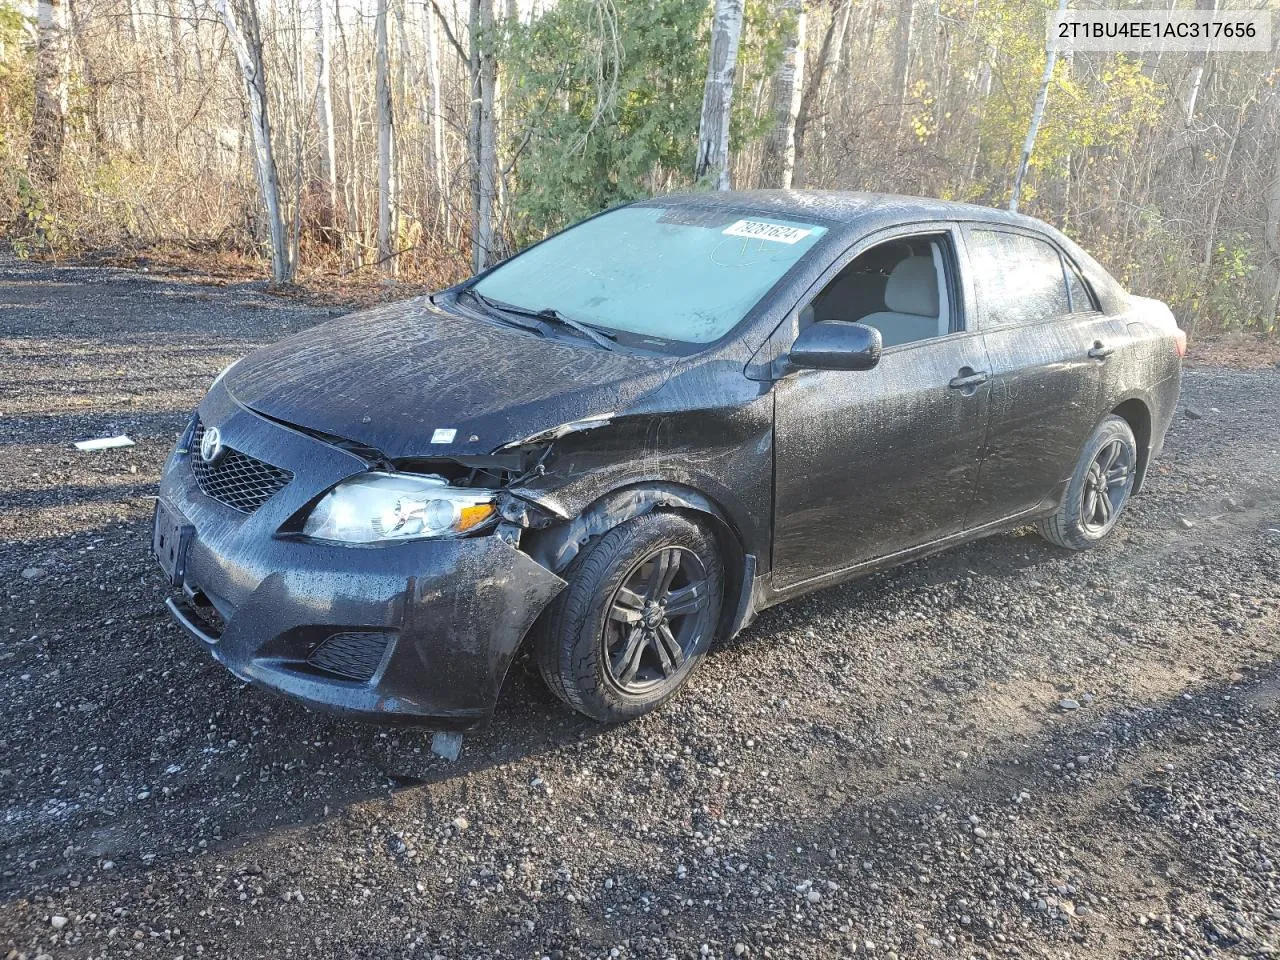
[156,190,1183,726]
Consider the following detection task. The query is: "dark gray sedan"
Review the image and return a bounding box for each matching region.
[154,191,1184,726]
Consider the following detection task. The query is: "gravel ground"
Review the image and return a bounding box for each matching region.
[1,258,1278,960]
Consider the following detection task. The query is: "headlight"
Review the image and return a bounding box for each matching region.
[301,472,497,543]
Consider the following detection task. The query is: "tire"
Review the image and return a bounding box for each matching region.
[534,512,724,723]
[1037,414,1138,551]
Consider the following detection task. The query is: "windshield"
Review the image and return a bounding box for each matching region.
[471,205,828,345]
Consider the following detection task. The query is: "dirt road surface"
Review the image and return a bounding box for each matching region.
[2,258,1278,959]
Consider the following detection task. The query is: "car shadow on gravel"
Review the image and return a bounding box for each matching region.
[0,517,1065,899]
[0,509,614,898]
[717,526,1061,655]
[562,661,1280,956]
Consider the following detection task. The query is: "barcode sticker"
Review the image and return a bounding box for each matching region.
[722,219,813,244]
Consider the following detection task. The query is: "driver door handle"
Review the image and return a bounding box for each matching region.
[948,368,990,391]
[1088,341,1115,360]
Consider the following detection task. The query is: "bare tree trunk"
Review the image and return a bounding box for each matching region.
[217,0,292,283]
[1182,0,1216,125]
[890,0,915,138]
[166,0,184,95]
[126,0,146,151]
[335,9,364,266]
[1267,134,1280,326]
[29,0,71,182]
[426,1,450,231]
[285,0,306,273]
[968,47,993,182]
[1198,100,1251,281]
[794,0,850,188]
[315,0,339,242]
[375,0,397,277]
[469,0,497,271]
[695,0,744,189]
[67,0,106,156]
[760,0,806,189]
[1009,0,1066,213]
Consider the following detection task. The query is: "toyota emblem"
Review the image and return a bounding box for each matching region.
[200,425,225,463]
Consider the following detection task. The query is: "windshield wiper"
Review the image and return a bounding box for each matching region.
[532,308,617,351]
[460,288,550,337]
[463,289,616,351]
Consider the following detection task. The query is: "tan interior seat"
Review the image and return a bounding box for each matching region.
[858,255,941,347]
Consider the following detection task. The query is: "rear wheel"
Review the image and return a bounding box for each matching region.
[534,512,724,722]
[1037,415,1138,550]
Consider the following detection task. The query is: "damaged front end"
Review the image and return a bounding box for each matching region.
[328,409,627,551]
[155,391,577,729]
[161,342,773,727]
[352,393,776,649]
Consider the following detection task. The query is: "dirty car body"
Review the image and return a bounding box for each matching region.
[154,191,1184,727]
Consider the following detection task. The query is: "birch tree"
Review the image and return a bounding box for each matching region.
[29,0,70,181]
[375,0,397,276]
[1009,0,1066,213]
[760,0,806,189]
[694,0,743,190]
[890,0,915,137]
[315,0,339,241]
[1181,0,1217,125]
[426,2,449,227]
[469,0,497,271]
[217,0,292,283]
[793,0,851,187]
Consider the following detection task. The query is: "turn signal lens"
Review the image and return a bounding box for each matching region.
[458,503,496,532]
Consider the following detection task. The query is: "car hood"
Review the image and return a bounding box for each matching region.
[223,297,675,459]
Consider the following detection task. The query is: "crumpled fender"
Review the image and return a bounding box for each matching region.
[519,481,739,572]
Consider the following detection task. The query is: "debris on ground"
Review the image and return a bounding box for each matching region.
[73,434,135,451]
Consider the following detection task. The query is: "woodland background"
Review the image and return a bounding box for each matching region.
[1,0,1278,334]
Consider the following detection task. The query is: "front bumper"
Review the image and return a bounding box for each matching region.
[155,384,566,727]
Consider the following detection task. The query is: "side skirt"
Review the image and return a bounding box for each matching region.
[756,504,1048,612]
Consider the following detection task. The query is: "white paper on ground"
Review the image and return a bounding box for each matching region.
[74,435,136,452]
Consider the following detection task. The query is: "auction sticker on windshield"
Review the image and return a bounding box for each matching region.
[722,220,814,244]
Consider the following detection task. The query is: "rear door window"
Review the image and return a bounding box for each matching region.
[968,229,1071,327]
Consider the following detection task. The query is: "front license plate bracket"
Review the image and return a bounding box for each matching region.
[153,500,194,587]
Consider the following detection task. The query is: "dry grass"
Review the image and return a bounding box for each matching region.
[1188,331,1280,370]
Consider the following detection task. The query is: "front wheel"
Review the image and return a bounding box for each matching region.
[534,512,724,722]
[1037,414,1138,550]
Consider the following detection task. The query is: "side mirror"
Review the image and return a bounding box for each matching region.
[786,320,882,373]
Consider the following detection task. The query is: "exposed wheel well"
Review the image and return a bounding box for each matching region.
[522,484,752,644]
[1110,398,1152,492]
[666,506,749,641]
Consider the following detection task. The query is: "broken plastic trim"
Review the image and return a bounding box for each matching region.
[498,412,615,451]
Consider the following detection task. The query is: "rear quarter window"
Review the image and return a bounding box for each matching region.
[1066,261,1098,312]
[969,229,1072,327]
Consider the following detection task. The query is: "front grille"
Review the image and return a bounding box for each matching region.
[191,421,293,514]
[307,631,392,682]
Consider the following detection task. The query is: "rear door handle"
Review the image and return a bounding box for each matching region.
[949,368,990,391]
[1088,342,1115,360]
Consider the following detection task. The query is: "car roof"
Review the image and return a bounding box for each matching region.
[640,189,1046,234]
[635,189,1129,313]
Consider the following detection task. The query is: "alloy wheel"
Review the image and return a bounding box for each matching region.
[602,546,713,694]
[1081,437,1134,534]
